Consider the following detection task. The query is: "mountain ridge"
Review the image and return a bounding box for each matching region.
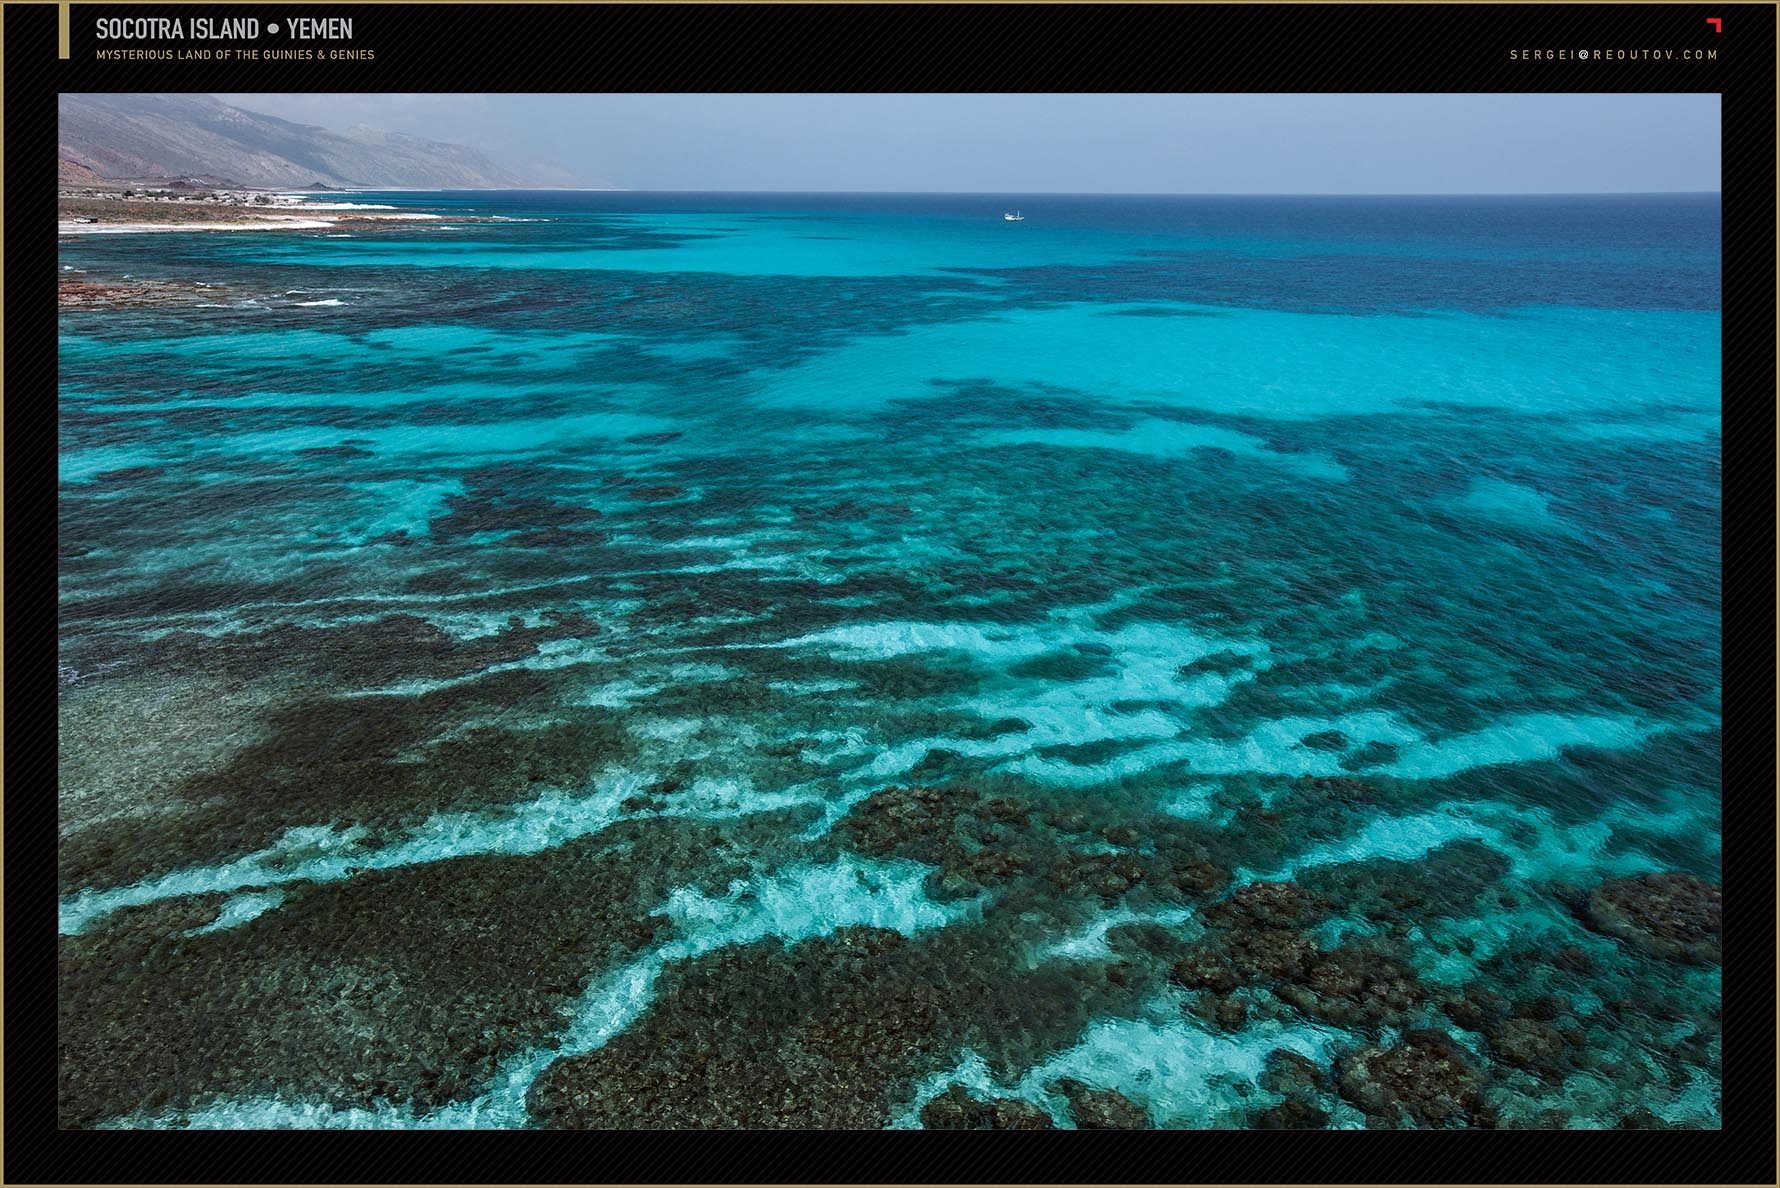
[58,93,536,189]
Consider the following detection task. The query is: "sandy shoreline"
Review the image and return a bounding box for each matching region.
[59,211,448,235]
[58,191,453,236]
[60,217,342,235]
[56,194,490,308]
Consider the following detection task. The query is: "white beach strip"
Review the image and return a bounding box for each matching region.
[59,218,340,235]
[278,202,399,210]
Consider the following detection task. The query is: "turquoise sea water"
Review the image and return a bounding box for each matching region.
[58,194,1720,1129]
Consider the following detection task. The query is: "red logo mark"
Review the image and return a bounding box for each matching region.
[1705,17,1721,32]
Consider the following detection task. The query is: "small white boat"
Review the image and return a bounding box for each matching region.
[1003,210,1024,221]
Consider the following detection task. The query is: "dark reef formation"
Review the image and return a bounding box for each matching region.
[1580,872,1721,965]
[526,923,1145,1129]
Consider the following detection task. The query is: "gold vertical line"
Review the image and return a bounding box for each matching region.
[59,0,71,58]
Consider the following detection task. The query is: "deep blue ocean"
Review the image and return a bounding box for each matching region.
[58,193,1721,1128]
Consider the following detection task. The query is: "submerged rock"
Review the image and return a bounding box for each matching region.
[982,797,1031,824]
[57,822,694,1127]
[1187,993,1248,1032]
[1052,1079,1152,1129]
[987,1097,1056,1129]
[1199,880,1327,931]
[1336,1030,1489,1128]
[1008,650,1118,682]
[1581,872,1721,964]
[1339,740,1400,771]
[1489,1017,1571,1073]
[1299,730,1350,752]
[1438,982,1510,1034]
[1171,947,1243,994]
[836,782,1217,914]
[1045,850,1151,903]
[1045,809,1089,833]
[1105,922,1179,960]
[920,1084,994,1129]
[920,1084,1054,1130]
[1259,1047,1327,1100]
[527,923,1138,1129]
[1300,839,1511,922]
[1175,650,1252,678]
[836,784,974,864]
[922,868,984,902]
[1279,946,1426,1031]
[1173,879,1425,1033]
[1228,927,1319,981]
[1163,854,1231,897]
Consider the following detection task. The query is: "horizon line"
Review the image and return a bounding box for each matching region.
[320,187,1722,197]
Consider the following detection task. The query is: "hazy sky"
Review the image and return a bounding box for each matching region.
[214,93,1722,193]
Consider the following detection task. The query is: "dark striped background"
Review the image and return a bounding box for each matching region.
[28,2,1776,90]
[13,1,1773,1175]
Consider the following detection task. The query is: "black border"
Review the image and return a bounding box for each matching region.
[11,3,1776,1182]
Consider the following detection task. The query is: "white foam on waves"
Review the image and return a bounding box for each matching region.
[109,854,971,1129]
[59,768,836,936]
[891,1003,1352,1129]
